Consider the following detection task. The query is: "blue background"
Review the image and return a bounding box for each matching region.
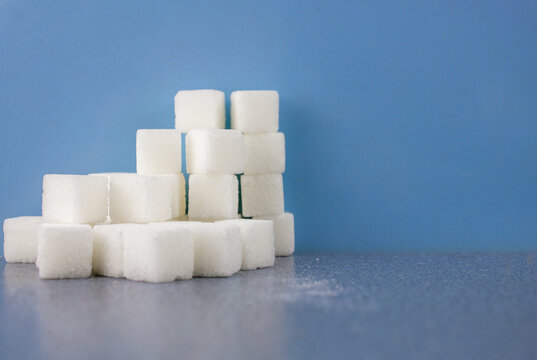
[1,0,536,252]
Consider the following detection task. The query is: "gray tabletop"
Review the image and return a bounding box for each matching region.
[1,253,536,360]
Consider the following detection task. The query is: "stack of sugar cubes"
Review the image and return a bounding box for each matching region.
[231,91,295,257]
[2,89,294,283]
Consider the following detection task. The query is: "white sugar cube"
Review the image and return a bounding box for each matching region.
[241,174,284,217]
[244,132,285,174]
[217,219,275,270]
[184,222,242,277]
[123,224,193,283]
[157,173,186,219]
[42,175,108,224]
[175,89,225,133]
[255,212,295,256]
[186,129,245,174]
[136,129,181,174]
[92,224,136,278]
[148,222,195,280]
[231,90,279,133]
[92,173,172,224]
[3,216,43,263]
[188,174,238,220]
[37,224,93,279]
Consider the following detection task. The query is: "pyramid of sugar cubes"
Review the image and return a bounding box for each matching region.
[2,89,295,283]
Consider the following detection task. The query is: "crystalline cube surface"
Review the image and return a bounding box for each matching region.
[175,89,225,133]
[37,224,93,279]
[92,224,137,278]
[244,132,285,174]
[196,213,242,223]
[185,222,242,277]
[42,174,108,224]
[156,173,186,220]
[92,173,172,224]
[188,174,238,221]
[3,216,43,263]
[148,222,195,280]
[136,129,181,174]
[240,174,284,217]
[217,219,275,270]
[231,90,279,133]
[255,212,295,256]
[123,224,193,283]
[186,129,245,174]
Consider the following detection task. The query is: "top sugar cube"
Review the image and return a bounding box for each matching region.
[231,90,279,133]
[175,89,225,133]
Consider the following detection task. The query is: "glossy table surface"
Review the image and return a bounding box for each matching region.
[1,253,537,360]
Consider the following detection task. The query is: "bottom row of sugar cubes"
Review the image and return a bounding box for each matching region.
[3,214,294,283]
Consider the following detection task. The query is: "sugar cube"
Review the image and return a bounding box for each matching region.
[230,90,279,133]
[136,129,181,174]
[188,174,238,220]
[217,219,275,270]
[92,173,172,224]
[148,222,195,280]
[182,222,242,277]
[175,89,225,133]
[93,224,137,278]
[3,216,43,263]
[240,174,284,217]
[37,224,93,279]
[156,173,186,219]
[42,174,108,224]
[255,212,295,256]
[244,132,285,174]
[186,129,245,174]
[123,224,193,283]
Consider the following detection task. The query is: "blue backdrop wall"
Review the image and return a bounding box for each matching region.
[1,0,536,252]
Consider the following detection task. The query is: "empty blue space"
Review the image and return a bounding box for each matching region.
[1,0,536,251]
